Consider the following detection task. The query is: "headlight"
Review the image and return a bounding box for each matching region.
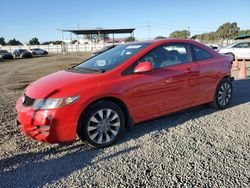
[32,96,79,110]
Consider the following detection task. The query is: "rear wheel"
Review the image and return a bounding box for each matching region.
[77,101,125,148]
[211,78,233,109]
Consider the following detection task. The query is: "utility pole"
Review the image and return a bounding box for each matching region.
[77,23,80,41]
[187,26,190,39]
[61,30,65,55]
[56,29,65,55]
[147,22,151,40]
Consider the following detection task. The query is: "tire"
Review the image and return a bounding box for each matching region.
[211,78,233,109]
[77,100,125,148]
[225,53,235,61]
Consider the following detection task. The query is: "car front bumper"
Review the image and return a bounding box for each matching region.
[16,97,79,144]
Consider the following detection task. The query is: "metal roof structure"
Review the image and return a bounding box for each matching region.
[62,28,135,35]
[234,34,250,40]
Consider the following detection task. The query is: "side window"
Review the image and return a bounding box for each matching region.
[193,46,213,61]
[138,43,192,69]
[233,43,248,48]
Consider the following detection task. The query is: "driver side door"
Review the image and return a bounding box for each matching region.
[124,43,198,122]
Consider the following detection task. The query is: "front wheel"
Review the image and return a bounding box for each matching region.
[77,101,125,148]
[211,78,233,109]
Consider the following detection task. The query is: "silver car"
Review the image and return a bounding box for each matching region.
[218,42,250,60]
[30,48,48,56]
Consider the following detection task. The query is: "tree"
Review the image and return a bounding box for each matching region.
[216,22,239,40]
[0,37,6,46]
[7,38,22,46]
[29,37,40,45]
[53,40,64,45]
[195,32,218,43]
[41,41,63,45]
[169,30,190,39]
[154,36,167,40]
[41,41,52,45]
[70,40,79,44]
[84,28,109,43]
[238,29,250,36]
[125,36,136,42]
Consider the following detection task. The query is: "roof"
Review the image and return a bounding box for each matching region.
[234,34,250,40]
[62,28,135,35]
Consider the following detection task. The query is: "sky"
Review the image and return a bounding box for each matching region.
[1,0,250,43]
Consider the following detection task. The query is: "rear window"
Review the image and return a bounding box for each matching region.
[193,46,212,61]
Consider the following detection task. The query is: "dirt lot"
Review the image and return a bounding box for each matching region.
[0,55,249,187]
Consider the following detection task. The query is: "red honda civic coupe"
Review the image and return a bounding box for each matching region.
[16,39,233,148]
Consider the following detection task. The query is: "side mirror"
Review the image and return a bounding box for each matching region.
[134,62,153,73]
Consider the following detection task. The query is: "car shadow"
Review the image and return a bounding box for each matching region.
[0,79,249,187]
[0,141,139,187]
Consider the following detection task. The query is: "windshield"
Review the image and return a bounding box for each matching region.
[225,43,236,48]
[75,43,150,72]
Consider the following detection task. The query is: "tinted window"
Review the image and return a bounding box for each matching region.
[193,46,212,61]
[138,43,192,69]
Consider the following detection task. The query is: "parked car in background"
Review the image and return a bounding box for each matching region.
[0,50,14,59]
[92,45,116,56]
[218,42,250,60]
[30,48,48,56]
[16,39,233,148]
[13,49,33,58]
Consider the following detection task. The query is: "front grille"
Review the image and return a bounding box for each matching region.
[23,94,35,106]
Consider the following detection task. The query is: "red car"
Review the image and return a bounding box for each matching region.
[16,39,233,148]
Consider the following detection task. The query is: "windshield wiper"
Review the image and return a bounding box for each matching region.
[76,67,106,73]
[67,66,106,73]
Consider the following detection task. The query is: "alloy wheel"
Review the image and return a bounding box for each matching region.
[87,108,121,144]
[218,82,232,106]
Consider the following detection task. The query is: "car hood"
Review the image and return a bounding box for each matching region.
[25,70,102,99]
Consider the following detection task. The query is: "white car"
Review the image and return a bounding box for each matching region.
[29,48,48,56]
[218,42,250,60]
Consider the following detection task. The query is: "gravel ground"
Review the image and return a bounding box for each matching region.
[0,56,249,187]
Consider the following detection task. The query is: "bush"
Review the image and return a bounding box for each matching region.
[7,38,22,46]
[29,37,40,45]
[125,36,136,42]
[0,37,6,46]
